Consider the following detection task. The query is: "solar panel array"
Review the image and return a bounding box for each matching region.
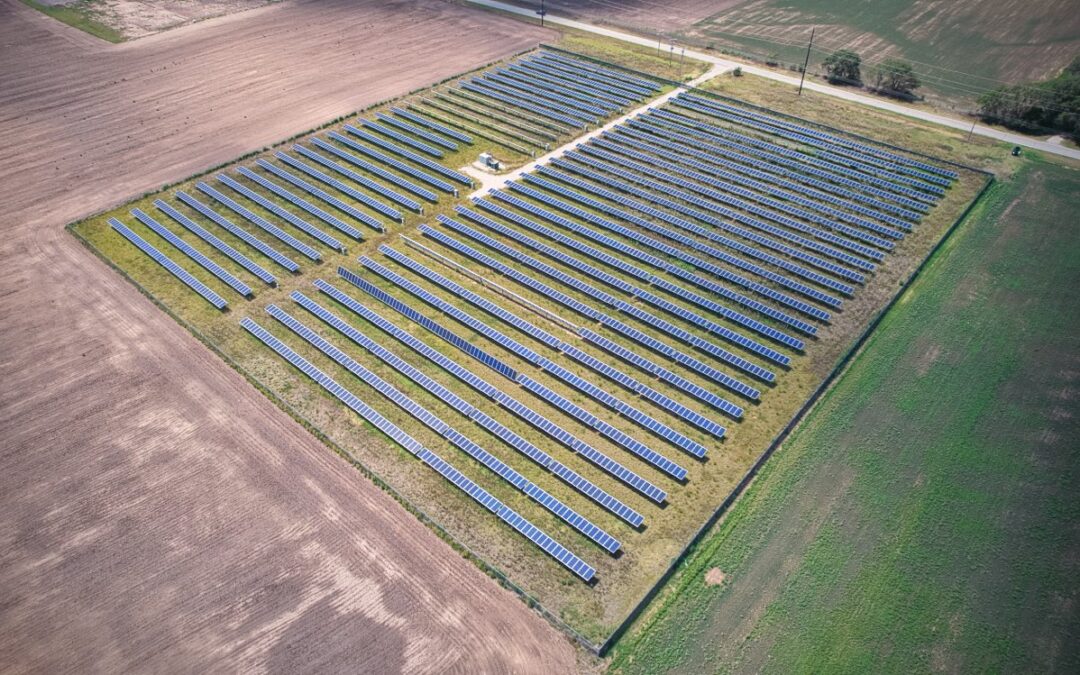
[107,47,961,584]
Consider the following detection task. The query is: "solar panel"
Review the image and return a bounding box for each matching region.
[175,191,300,273]
[522,56,648,102]
[241,316,597,580]
[154,199,277,286]
[110,218,227,309]
[376,112,459,151]
[485,70,610,118]
[360,118,445,158]
[194,181,322,261]
[536,52,659,94]
[343,125,472,187]
[326,131,457,195]
[475,75,601,123]
[272,151,401,223]
[232,167,365,241]
[131,208,253,297]
[310,136,438,202]
[501,64,629,110]
[216,172,349,251]
[508,61,635,107]
[293,144,422,213]
[459,80,587,129]
[392,107,473,144]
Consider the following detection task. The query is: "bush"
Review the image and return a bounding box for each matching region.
[871,58,920,99]
[978,55,1080,139]
[733,66,742,77]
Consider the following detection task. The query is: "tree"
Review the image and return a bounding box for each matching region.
[872,58,921,99]
[977,55,1080,139]
[822,49,861,85]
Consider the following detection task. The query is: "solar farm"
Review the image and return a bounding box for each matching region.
[72,46,987,640]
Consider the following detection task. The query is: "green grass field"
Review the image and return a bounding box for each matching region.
[608,153,1080,672]
[685,0,1080,105]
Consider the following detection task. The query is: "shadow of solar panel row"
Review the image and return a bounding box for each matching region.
[375,112,459,151]
[265,303,622,553]
[606,130,915,237]
[486,70,611,118]
[522,170,854,302]
[294,144,423,213]
[503,63,632,109]
[538,356,709,460]
[489,188,819,339]
[420,222,757,406]
[564,150,887,265]
[359,118,445,158]
[498,182,833,321]
[336,267,519,381]
[154,200,278,286]
[241,316,597,581]
[232,166,365,241]
[195,181,322,261]
[110,218,227,309]
[583,140,900,251]
[459,80,588,129]
[517,375,687,482]
[273,151,402,223]
[371,249,714,459]
[217,171,348,251]
[321,271,666,508]
[324,132,455,196]
[511,59,635,105]
[534,164,864,292]
[448,206,800,363]
[678,93,958,182]
[630,116,925,222]
[580,328,745,418]
[536,52,660,95]
[391,107,473,145]
[343,125,472,187]
[649,110,937,208]
[175,191,299,273]
[361,257,545,366]
[671,97,949,194]
[131,209,253,297]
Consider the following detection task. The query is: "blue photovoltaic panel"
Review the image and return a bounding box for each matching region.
[154,199,277,286]
[500,65,627,111]
[241,317,596,581]
[376,112,459,151]
[393,107,473,144]
[195,181,322,261]
[537,52,659,94]
[328,130,458,194]
[293,144,422,213]
[175,191,300,273]
[312,136,439,202]
[514,59,639,107]
[267,303,620,555]
[523,56,647,101]
[131,208,253,297]
[311,279,646,526]
[360,256,546,367]
[216,172,348,251]
[472,76,599,124]
[272,152,401,223]
[233,166,364,241]
[110,218,227,309]
[336,267,521,381]
[343,125,472,187]
[458,80,586,129]
[360,118,445,158]
[485,71,610,118]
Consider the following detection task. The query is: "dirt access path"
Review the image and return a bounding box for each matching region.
[0,0,576,671]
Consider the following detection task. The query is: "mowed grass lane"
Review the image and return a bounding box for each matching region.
[609,155,1080,673]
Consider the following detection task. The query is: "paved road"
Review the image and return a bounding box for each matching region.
[467,0,1080,163]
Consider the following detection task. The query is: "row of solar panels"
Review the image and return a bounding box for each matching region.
[240,315,597,581]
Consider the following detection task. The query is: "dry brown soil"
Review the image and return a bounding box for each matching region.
[0,0,578,671]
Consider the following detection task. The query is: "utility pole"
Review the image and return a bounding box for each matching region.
[966,119,977,142]
[537,0,545,27]
[797,27,815,96]
[657,33,662,56]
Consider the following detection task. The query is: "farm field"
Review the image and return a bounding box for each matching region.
[0,0,581,672]
[70,20,990,645]
[682,0,1080,104]
[608,152,1080,674]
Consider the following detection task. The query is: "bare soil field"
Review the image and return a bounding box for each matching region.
[496,0,735,33]
[31,0,279,40]
[0,0,578,671]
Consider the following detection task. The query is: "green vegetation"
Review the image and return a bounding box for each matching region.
[609,155,1080,673]
[978,56,1080,139]
[822,49,862,86]
[870,58,921,99]
[554,30,710,82]
[21,0,123,43]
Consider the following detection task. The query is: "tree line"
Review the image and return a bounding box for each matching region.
[820,49,921,100]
